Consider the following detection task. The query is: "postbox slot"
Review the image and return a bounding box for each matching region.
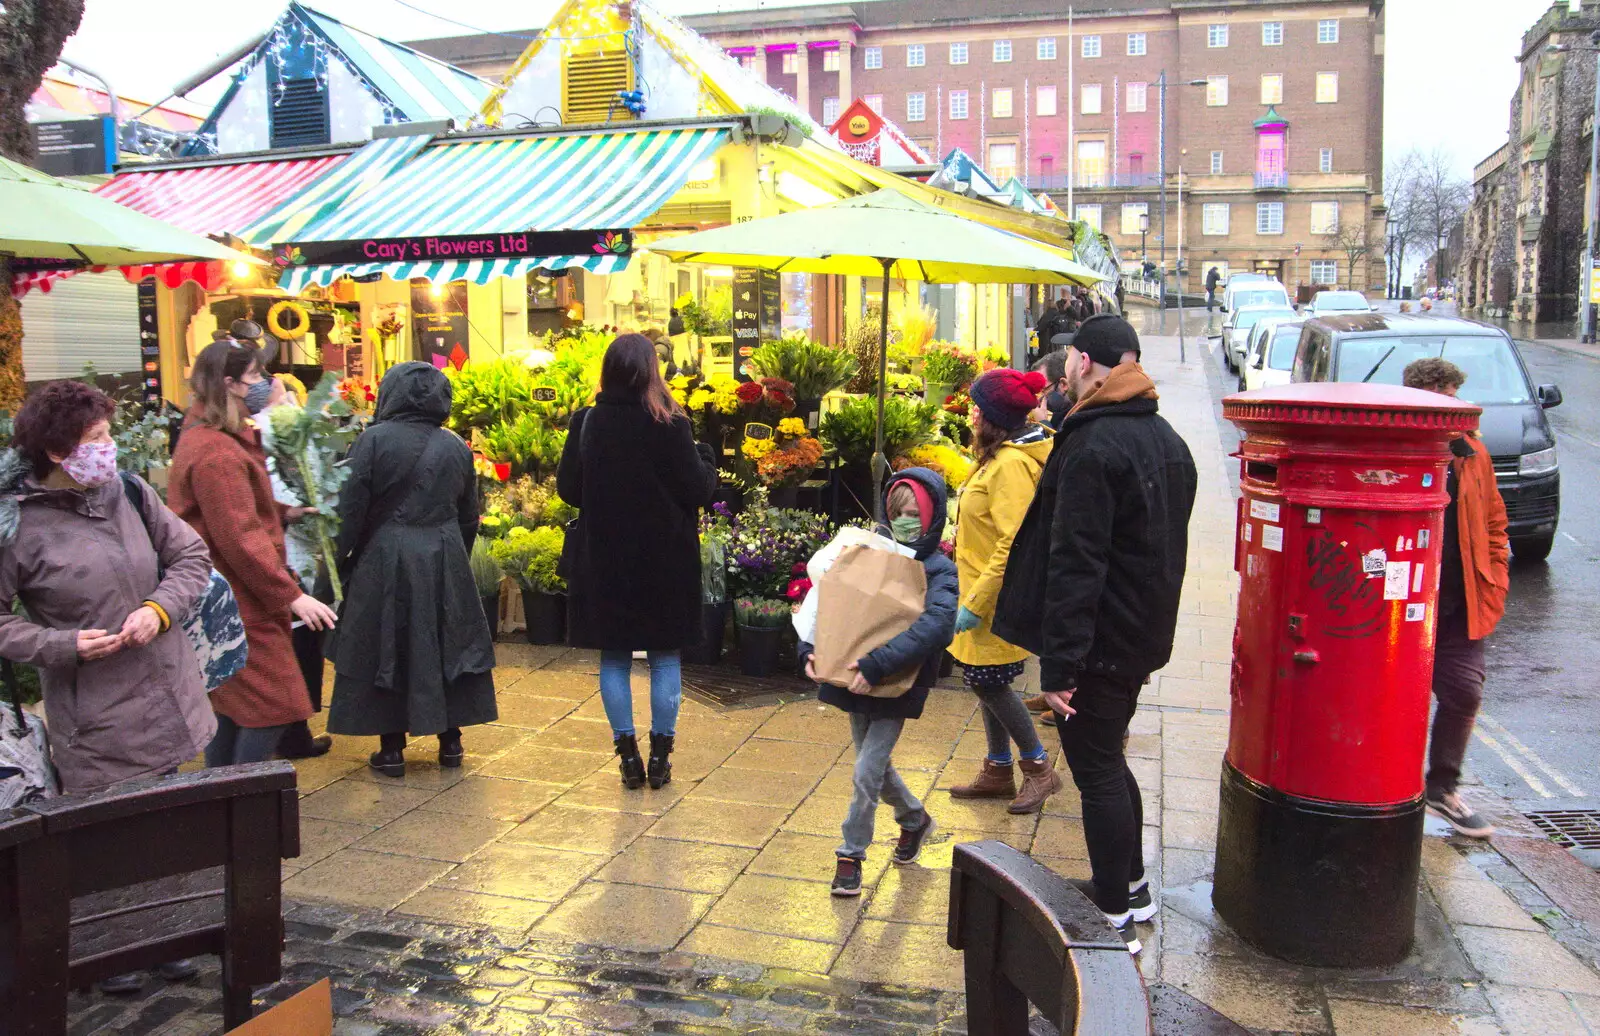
[1244,460,1279,484]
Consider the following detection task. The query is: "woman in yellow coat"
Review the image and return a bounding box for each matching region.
[948,369,1062,814]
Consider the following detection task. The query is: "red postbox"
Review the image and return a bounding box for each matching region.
[1211,383,1480,967]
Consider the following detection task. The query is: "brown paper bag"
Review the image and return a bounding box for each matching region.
[812,544,928,698]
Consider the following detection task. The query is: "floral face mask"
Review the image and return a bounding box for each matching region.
[61,440,119,488]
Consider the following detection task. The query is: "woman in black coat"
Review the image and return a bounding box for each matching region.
[325,362,497,777]
[557,333,718,790]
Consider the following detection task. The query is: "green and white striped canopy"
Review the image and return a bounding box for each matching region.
[279,252,627,293]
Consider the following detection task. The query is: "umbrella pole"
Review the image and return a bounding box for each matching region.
[871,257,893,524]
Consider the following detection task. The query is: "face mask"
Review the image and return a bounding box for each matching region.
[890,515,923,544]
[244,377,276,414]
[61,441,119,488]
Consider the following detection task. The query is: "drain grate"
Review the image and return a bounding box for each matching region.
[1524,809,1600,849]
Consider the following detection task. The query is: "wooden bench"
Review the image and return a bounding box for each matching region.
[948,840,1250,1036]
[0,761,300,1033]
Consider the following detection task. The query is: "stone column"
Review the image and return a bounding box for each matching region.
[796,43,811,117]
[754,46,769,87]
[839,42,853,108]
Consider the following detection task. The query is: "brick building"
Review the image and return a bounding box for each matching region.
[409,0,1388,296]
[1459,1,1599,322]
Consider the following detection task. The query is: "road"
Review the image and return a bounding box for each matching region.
[1156,301,1600,814]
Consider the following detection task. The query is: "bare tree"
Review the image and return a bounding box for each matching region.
[0,0,88,410]
[1384,151,1422,299]
[1407,146,1472,294]
[1325,221,1372,291]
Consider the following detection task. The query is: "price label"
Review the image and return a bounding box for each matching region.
[532,386,557,402]
[744,422,774,441]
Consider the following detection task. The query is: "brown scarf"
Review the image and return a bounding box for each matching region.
[1066,362,1160,418]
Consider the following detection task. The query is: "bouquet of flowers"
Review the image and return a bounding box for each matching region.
[894,442,975,491]
[263,374,359,601]
[727,489,832,600]
[338,377,375,414]
[734,376,796,428]
[921,342,979,391]
[742,416,824,488]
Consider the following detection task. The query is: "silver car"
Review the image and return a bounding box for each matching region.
[1304,289,1374,318]
[1222,305,1297,372]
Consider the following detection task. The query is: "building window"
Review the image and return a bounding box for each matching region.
[1126,81,1147,112]
[1075,204,1103,230]
[1120,202,1149,235]
[1310,201,1341,234]
[1316,72,1339,103]
[992,88,1013,118]
[781,51,799,74]
[864,46,882,69]
[1127,32,1147,56]
[950,90,969,120]
[994,39,1012,62]
[907,44,925,67]
[822,49,841,72]
[865,94,884,114]
[1260,74,1283,105]
[907,92,926,121]
[1040,155,1054,179]
[1128,152,1144,177]
[1206,75,1228,106]
[950,42,969,64]
[822,96,840,123]
[1203,203,1230,235]
[1310,259,1338,284]
[1081,35,1100,58]
[1318,19,1339,44]
[1257,131,1285,184]
[1210,150,1223,174]
[1076,140,1106,187]
[1036,84,1057,116]
[988,143,1017,182]
[1319,147,1334,173]
[1263,22,1284,46]
[1208,24,1229,48]
[1038,37,1057,60]
[1081,83,1102,114]
[1257,202,1285,234]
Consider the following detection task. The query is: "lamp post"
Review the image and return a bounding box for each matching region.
[1139,211,1150,264]
[1548,32,1600,342]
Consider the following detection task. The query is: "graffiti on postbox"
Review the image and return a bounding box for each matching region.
[1303,525,1385,639]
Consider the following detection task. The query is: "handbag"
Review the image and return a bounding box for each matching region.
[120,474,248,693]
[556,409,594,580]
[0,659,57,808]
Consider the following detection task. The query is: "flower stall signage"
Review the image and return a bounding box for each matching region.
[274,229,633,268]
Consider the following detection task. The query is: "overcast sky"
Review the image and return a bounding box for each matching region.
[59,0,1557,182]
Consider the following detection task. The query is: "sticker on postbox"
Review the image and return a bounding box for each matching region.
[1361,549,1387,575]
[1261,524,1283,552]
[1306,508,1322,524]
[1243,523,1253,542]
[1411,564,1425,594]
[1418,529,1431,548]
[1405,603,1427,622]
[1383,561,1411,600]
[1249,500,1281,523]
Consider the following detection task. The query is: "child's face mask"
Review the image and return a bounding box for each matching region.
[890,515,923,544]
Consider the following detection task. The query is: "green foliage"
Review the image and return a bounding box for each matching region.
[484,475,573,532]
[819,395,940,465]
[921,342,979,388]
[844,305,888,394]
[744,334,858,399]
[487,525,566,592]
[478,412,566,481]
[734,596,791,628]
[446,359,536,431]
[468,536,504,597]
[262,373,359,600]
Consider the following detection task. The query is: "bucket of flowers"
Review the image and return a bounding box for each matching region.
[921,342,979,405]
[743,416,824,507]
[733,597,792,677]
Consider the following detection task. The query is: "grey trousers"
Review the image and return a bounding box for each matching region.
[838,713,925,859]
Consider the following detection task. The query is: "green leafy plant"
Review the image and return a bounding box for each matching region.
[484,475,574,531]
[487,525,566,593]
[921,342,979,389]
[844,305,885,394]
[820,395,940,466]
[445,360,536,431]
[262,373,359,601]
[734,596,792,628]
[468,536,504,597]
[744,334,858,399]
[477,414,567,480]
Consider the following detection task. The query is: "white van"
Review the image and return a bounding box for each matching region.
[1222,277,1292,314]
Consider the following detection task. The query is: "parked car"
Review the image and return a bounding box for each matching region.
[1240,319,1303,392]
[1222,276,1291,315]
[1222,305,1297,372]
[1305,290,1375,318]
[1290,314,1563,560]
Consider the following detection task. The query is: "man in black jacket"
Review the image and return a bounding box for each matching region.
[992,315,1197,954]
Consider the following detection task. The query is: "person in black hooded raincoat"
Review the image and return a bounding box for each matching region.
[325,362,497,777]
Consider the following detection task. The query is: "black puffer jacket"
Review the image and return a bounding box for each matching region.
[799,467,959,720]
[992,393,1197,691]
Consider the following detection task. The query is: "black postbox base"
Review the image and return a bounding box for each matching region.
[1212,760,1424,968]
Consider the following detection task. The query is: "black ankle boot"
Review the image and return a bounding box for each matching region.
[438,728,463,768]
[647,732,674,789]
[369,733,406,778]
[614,734,646,789]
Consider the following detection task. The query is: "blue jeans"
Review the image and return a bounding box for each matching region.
[598,650,682,738]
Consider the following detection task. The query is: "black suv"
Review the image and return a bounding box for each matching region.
[1290,313,1562,560]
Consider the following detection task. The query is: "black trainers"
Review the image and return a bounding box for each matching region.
[831,856,864,897]
[892,812,936,865]
[1426,790,1495,838]
[1069,878,1147,954]
[1128,879,1158,923]
[1109,912,1142,955]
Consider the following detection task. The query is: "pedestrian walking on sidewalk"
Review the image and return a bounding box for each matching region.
[1404,358,1509,839]
[993,315,1197,954]
[947,369,1061,814]
[558,334,718,790]
[800,469,957,897]
[169,341,336,767]
[324,363,497,778]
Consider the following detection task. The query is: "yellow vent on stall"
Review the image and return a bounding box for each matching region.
[562,51,636,124]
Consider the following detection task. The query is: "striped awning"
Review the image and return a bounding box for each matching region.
[293,127,731,241]
[93,155,347,236]
[238,135,431,246]
[11,260,226,300]
[279,254,628,294]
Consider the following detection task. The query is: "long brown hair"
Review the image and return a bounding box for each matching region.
[600,332,680,423]
[970,407,1011,471]
[189,339,262,434]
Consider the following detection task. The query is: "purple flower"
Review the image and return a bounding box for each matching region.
[713,501,732,517]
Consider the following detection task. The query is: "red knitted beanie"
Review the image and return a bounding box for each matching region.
[970,368,1049,431]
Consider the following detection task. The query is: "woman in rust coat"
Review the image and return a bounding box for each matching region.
[167,340,338,765]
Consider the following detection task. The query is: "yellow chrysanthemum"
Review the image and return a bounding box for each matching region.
[777,417,807,437]
[742,437,776,460]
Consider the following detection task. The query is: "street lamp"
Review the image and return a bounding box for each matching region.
[1156,74,1207,360]
[1547,31,1600,343]
[1139,211,1150,265]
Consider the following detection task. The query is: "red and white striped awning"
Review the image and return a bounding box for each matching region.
[93,155,347,236]
[11,261,228,300]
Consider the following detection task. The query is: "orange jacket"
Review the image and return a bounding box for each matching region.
[1452,435,1510,641]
